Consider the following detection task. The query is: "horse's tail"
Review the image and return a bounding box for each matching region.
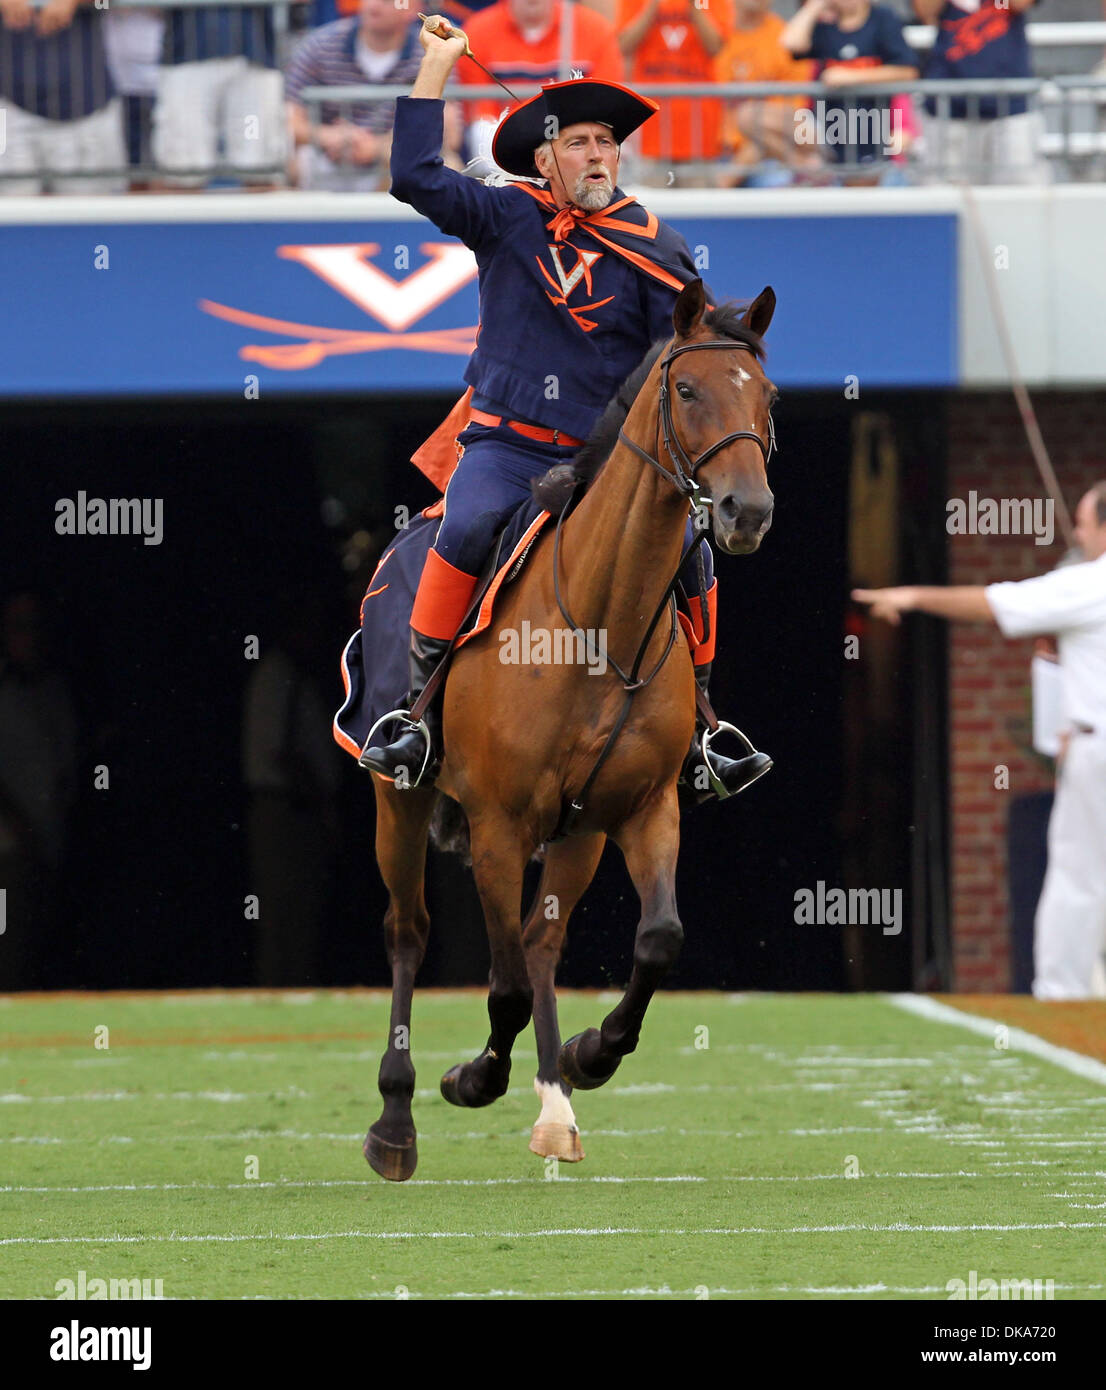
[428,791,547,869]
[429,791,472,866]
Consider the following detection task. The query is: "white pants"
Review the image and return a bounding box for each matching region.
[295,143,387,193]
[921,110,1050,186]
[0,99,126,195]
[152,57,285,184]
[1033,732,1106,1000]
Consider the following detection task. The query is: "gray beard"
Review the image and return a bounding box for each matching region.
[572,173,613,211]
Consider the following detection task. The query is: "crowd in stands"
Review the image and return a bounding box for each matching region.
[0,0,1104,192]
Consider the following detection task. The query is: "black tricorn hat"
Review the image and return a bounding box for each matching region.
[492,78,659,178]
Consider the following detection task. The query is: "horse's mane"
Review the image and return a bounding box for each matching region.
[532,302,764,514]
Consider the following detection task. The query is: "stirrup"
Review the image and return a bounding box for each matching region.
[701,721,769,800]
[359,707,434,788]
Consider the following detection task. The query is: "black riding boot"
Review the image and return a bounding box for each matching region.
[358,630,451,785]
[679,662,773,806]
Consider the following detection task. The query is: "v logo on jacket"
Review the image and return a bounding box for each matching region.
[536,246,613,331]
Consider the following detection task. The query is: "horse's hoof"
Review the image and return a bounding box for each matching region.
[529,1122,585,1162]
[559,1029,620,1091]
[441,1050,508,1106]
[440,1062,502,1108]
[363,1126,417,1182]
[440,1064,467,1107]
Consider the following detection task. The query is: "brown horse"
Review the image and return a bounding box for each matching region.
[365,278,777,1181]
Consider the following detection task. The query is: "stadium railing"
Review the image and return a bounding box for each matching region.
[1,1,1105,189]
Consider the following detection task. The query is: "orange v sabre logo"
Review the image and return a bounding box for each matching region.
[198,242,479,369]
[276,243,478,331]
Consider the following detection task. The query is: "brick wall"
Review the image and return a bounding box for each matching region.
[945,391,1105,991]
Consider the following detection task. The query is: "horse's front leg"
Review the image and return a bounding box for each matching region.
[523,832,606,1162]
[364,780,435,1182]
[440,812,533,1108]
[559,789,682,1090]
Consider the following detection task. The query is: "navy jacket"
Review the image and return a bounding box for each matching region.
[390,97,704,441]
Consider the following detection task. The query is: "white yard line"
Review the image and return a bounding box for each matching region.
[888,995,1106,1086]
[1,1169,1054,1195]
[4,1220,1106,1247]
[367,1282,1106,1299]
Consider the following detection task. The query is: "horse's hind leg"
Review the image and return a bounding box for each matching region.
[440,812,532,1108]
[560,790,682,1091]
[523,832,606,1163]
[364,779,435,1182]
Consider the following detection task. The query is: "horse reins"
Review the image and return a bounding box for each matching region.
[548,337,777,840]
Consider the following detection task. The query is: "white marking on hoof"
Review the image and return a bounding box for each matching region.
[534,1078,578,1132]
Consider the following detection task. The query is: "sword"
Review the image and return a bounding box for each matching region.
[417,13,523,105]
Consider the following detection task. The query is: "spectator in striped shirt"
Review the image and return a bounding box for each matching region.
[0,0,127,195]
[286,0,464,190]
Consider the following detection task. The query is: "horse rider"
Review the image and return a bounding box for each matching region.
[361,15,772,802]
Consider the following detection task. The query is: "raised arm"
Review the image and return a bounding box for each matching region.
[686,0,724,59]
[781,0,827,56]
[619,0,663,57]
[390,17,505,250]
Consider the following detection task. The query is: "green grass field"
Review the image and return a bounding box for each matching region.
[2,990,1104,1300]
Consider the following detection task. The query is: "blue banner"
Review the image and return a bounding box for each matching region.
[0,211,956,397]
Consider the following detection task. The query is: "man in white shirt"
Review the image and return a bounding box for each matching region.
[853,483,1106,1000]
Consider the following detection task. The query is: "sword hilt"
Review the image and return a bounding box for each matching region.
[417,12,474,58]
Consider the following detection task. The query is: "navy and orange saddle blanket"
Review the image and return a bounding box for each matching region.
[333,500,551,760]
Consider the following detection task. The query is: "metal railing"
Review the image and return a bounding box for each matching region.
[3,1,1106,192]
[296,77,1106,188]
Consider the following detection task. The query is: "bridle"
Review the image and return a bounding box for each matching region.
[617,337,778,515]
[544,332,779,839]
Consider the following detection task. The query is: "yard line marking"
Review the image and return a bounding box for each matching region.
[5,1220,1106,1246]
[0,1090,309,1104]
[0,1083,749,1105]
[888,994,1106,1086]
[373,1282,1106,1300]
[0,1170,1024,1195]
[0,1177,708,1193]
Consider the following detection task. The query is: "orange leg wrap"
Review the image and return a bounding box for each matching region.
[688,578,718,667]
[410,548,480,641]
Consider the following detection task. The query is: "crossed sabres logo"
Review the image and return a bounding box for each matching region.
[198,241,603,370]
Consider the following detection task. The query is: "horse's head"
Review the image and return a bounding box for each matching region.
[666,279,777,556]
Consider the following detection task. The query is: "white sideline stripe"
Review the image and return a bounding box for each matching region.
[0,1169,1074,1194]
[0,1090,307,1104]
[5,1220,1106,1246]
[359,1282,1106,1300]
[888,995,1106,1086]
[0,1084,733,1104]
[0,1177,706,1193]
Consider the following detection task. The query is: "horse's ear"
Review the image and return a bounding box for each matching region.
[740,286,776,338]
[673,278,707,339]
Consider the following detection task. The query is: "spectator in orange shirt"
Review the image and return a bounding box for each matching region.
[458,0,624,174]
[714,0,822,186]
[617,0,726,183]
